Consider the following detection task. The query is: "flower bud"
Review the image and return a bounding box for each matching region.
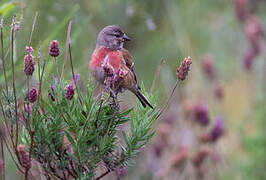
[192,147,210,167]
[245,16,264,55]
[234,0,248,22]
[49,40,60,57]
[201,54,216,80]
[17,144,31,168]
[192,102,210,127]
[65,84,74,100]
[170,146,189,168]
[243,50,255,71]
[210,116,224,142]
[153,144,163,158]
[24,54,35,76]
[176,56,192,81]
[28,88,38,103]
[214,82,224,100]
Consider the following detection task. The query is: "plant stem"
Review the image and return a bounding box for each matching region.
[11,15,18,148]
[1,18,8,95]
[3,138,23,174]
[61,20,72,80]
[1,139,5,180]
[155,80,179,120]
[28,12,38,46]
[26,76,30,127]
[95,93,104,129]
[54,57,60,79]
[68,43,83,105]
[150,58,165,94]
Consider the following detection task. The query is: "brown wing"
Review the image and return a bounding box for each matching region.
[121,48,138,84]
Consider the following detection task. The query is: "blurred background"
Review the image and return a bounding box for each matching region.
[0,0,265,179]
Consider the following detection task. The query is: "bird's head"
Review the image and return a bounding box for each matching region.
[96,25,131,50]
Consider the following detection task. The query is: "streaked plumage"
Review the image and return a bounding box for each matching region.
[89,25,153,108]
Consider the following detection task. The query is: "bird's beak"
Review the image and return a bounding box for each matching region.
[122,34,131,41]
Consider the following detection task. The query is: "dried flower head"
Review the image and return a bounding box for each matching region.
[210,116,224,142]
[234,0,248,22]
[193,103,209,126]
[17,144,31,168]
[243,50,255,70]
[201,54,216,80]
[24,54,35,76]
[245,16,264,54]
[192,147,210,167]
[153,144,164,158]
[49,40,60,57]
[170,146,189,168]
[199,132,212,143]
[28,87,38,103]
[65,84,74,100]
[214,82,224,100]
[176,56,192,81]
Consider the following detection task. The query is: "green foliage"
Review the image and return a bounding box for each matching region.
[17,78,157,179]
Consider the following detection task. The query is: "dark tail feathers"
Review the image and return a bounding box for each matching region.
[133,89,153,109]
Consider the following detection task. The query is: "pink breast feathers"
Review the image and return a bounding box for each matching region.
[107,51,122,70]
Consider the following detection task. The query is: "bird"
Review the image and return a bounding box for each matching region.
[89,25,153,108]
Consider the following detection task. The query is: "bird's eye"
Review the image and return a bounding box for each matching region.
[113,33,120,37]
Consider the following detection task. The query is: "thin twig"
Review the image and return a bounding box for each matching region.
[54,93,70,126]
[37,42,41,100]
[39,58,46,96]
[11,15,19,148]
[155,80,179,120]
[61,20,72,80]
[69,44,75,82]
[0,99,15,151]
[1,139,5,180]
[1,18,8,94]
[54,57,60,79]
[28,12,38,46]
[25,131,34,180]
[81,99,97,135]
[68,43,83,105]
[149,58,165,94]
[3,138,24,174]
[95,93,104,129]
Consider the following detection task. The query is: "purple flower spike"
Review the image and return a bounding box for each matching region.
[24,54,35,76]
[49,40,60,57]
[28,88,38,103]
[194,103,209,127]
[210,116,224,142]
[65,84,74,101]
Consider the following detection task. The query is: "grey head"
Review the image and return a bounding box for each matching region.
[96,25,131,50]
